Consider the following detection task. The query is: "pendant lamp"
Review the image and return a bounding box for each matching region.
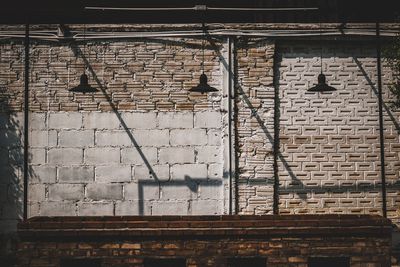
[189,23,218,94]
[308,22,336,92]
[69,25,98,93]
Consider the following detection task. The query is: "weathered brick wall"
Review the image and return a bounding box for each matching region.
[1,25,400,265]
[235,39,276,215]
[277,43,400,225]
[0,36,230,224]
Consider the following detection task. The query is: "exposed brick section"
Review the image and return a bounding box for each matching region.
[16,215,392,267]
[0,39,222,112]
[236,39,275,215]
[277,44,400,226]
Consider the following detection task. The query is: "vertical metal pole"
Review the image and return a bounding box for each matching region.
[23,24,30,222]
[376,22,387,218]
[232,37,239,215]
[272,41,280,215]
[228,36,233,215]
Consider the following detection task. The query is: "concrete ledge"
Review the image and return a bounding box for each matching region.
[18,215,392,240]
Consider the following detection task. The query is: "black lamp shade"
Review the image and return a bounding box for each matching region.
[189,73,218,94]
[308,73,337,92]
[69,73,98,93]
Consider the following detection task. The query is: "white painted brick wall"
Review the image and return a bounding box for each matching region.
[194,111,222,128]
[86,184,123,200]
[59,130,94,147]
[115,201,143,216]
[77,202,114,216]
[159,147,195,164]
[58,166,94,183]
[48,148,83,164]
[95,165,132,183]
[121,147,158,164]
[135,165,170,181]
[48,184,84,201]
[25,110,225,217]
[30,166,56,183]
[40,202,76,216]
[83,112,120,129]
[170,129,207,146]
[158,112,193,128]
[151,201,188,215]
[131,129,170,146]
[48,113,82,129]
[95,131,133,147]
[170,164,208,180]
[121,112,157,129]
[85,147,120,164]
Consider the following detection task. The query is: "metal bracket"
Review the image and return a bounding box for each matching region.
[194,5,207,11]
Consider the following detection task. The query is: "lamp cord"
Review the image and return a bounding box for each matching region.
[83,24,86,74]
[319,10,323,74]
[202,22,205,74]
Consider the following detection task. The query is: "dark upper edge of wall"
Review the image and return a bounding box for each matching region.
[0,0,399,24]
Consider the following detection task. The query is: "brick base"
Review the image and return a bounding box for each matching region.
[17,215,392,267]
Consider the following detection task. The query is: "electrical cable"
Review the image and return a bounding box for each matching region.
[84,6,319,12]
[0,29,396,41]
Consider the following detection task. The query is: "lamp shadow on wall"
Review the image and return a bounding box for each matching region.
[272,45,400,218]
[69,42,160,183]
[207,36,306,204]
[69,37,225,215]
[209,37,400,216]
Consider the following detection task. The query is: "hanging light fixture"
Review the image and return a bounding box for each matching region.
[69,25,98,93]
[308,19,336,92]
[189,23,218,94]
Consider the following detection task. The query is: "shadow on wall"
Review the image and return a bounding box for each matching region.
[68,38,160,180]
[208,36,400,219]
[274,43,400,223]
[67,35,224,216]
[0,88,25,266]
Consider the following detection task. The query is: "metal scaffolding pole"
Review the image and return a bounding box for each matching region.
[376,22,387,218]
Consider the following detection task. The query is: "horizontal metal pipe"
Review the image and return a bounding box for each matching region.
[85,6,319,12]
[0,29,397,41]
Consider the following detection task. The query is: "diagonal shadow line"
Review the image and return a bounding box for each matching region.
[69,42,160,183]
[353,57,400,134]
[206,34,306,200]
[235,85,306,200]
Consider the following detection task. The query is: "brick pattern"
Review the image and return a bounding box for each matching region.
[0,39,223,112]
[27,110,225,216]
[236,39,276,215]
[16,215,392,267]
[277,44,400,225]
